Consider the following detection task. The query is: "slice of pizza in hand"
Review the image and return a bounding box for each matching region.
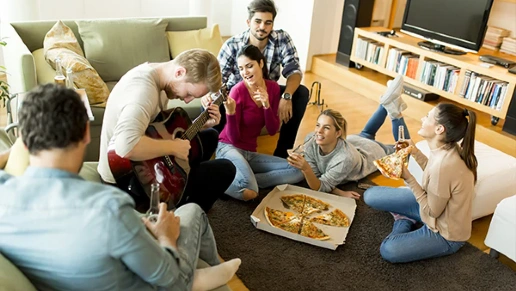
[264,207,302,234]
[299,221,330,241]
[302,196,330,215]
[310,209,350,227]
[373,145,413,180]
[280,194,306,213]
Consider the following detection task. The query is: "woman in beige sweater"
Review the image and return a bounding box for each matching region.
[364,103,478,263]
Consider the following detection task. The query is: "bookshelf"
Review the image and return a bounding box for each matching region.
[350,27,516,124]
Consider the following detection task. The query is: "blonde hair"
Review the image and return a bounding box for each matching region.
[318,109,347,139]
[173,49,222,93]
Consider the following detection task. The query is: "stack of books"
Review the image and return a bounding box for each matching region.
[420,61,459,93]
[385,48,419,79]
[482,26,511,51]
[354,38,384,65]
[459,70,509,110]
[500,37,516,56]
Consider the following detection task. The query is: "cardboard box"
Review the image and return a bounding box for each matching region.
[251,184,357,250]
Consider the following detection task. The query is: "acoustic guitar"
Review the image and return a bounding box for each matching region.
[107,85,228,206]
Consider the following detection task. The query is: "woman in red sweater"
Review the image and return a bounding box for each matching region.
[215,45,303,201]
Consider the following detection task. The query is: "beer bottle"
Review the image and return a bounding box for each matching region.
[395,125,409,152]
[54,58,66,86]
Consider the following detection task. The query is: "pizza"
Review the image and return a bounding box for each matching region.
[373,145,413,180]
[299,221,330,240]
[310,209,350,227]
[280,194,306,213]
[264,207,302,234]
[303,196,330,215]
[264,194,350,241]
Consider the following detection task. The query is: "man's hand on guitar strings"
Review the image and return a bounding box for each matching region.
[170,139,191,161]
[203,103,221,128]
[201,94,213,109]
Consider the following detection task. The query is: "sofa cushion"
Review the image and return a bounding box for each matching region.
[0,253,37,291]
[43,21,110,105]
[76,19,170,82]
[166,24,223,58]
[32,49,56,85]
[4,138,29,176]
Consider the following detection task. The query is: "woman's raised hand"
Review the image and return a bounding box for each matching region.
[223,96,236,115]
[252,85,269,109]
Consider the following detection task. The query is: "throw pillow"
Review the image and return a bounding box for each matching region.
[167,24,223,58]
[43,20,110,105]
[76,19,170,81]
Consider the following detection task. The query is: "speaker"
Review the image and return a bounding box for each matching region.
[336,0,376,67]
[502,89,516,136]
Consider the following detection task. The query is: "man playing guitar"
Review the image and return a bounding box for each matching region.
[98,49,236,212]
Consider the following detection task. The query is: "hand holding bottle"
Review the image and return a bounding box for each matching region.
[143,202,181,249]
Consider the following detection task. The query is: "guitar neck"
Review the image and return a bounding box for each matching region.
[182,96,225,141]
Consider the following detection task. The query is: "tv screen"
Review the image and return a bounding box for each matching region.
[401,0,494,53]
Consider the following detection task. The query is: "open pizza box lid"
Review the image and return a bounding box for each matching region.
[250,184,357,250]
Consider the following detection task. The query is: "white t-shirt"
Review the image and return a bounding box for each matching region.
[98,63,169,183]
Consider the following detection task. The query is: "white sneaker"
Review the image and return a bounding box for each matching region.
[380,75,404,105]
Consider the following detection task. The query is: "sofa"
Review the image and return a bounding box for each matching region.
[2,16,216,162]
[0,128,231,290]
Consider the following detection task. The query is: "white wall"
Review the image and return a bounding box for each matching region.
[487,1,516,37]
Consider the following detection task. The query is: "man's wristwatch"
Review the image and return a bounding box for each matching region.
[281,92,292,100]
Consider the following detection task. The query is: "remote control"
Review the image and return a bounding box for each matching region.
[479,55,516,69]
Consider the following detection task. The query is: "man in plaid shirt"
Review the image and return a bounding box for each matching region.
[203,0,309,158]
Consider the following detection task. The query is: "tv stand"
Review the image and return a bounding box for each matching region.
[417,41,466,55]
[349,27,516,122]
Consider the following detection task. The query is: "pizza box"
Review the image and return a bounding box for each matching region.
[250,184,357,250]
[75,88,95,121]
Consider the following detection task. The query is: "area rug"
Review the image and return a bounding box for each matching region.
[208,181,516,291]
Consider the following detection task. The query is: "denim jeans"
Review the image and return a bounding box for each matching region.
[173,203,221,290]
[363,186,466,263]
[357,105,410,155]
[216,142,304,199]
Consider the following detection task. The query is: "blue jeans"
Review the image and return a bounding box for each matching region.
[363,186,466,263]
[168,203,221,290]
[216,142,304,200]
[357,105,410,154]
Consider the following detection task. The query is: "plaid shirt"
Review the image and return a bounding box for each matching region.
[218,29,302,90]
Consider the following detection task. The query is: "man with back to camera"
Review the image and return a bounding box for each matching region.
[203,0,309,158]
[0,84,241,291]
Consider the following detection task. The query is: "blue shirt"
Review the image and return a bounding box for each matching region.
[0,167,186,291]
[217,29,303,89]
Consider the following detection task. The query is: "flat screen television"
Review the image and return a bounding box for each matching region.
[401,0,495,55]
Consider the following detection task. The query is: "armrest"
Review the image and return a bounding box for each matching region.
[2,23,38,94]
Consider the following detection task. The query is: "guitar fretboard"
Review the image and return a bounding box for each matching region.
[182,95,225,141]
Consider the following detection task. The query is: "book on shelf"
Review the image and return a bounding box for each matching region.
[482,26,511,50]
[354,38,384,65]
[500,37,516,56]
[461,70,509,110]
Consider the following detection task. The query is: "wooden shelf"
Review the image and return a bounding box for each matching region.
[496,0,516,4]
[351,27,516,119]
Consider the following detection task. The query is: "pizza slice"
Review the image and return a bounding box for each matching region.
[280,194,306,213]
[310,209,350,227]
[299,221,330,240]
[373,145,413,180]
[302,196,330,215]
[264,207,302,234]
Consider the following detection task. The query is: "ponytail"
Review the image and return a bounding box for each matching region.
[460,109,478,182]
[434,104,478,182]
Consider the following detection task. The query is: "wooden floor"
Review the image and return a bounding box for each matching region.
[0,58,514,291]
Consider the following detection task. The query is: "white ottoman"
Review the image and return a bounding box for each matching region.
[408,140,516,220]
[484,195,516,262]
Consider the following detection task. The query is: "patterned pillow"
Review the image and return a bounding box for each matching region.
[43,20,109,105]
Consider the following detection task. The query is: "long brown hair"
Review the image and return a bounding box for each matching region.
[434,103,478,182]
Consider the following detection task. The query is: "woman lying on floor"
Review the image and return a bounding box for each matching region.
[215,44,303,201]
[364,103,477,263]
[287,75,410,200]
